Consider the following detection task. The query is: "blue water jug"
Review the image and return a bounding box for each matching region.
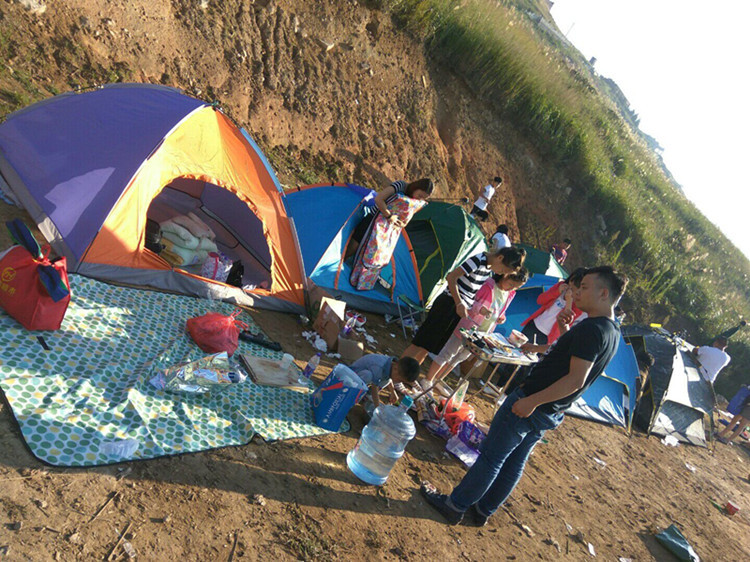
[347,396,416,485]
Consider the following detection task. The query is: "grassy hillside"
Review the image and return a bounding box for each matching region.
[379,0,750,396]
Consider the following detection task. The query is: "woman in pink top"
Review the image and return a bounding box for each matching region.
[421,268,530,388]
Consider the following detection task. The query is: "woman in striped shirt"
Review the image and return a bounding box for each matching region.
[402,246,527,365]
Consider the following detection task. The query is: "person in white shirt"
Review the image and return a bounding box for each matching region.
[693,337,730,384]
[470,176,502,222]
[489,224,511,252]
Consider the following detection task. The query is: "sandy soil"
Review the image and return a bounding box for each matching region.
[2,300,750,561]
[1,1,750,560]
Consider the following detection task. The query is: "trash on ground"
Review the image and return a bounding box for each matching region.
[593,457,607,467]
[661,435,680,447]
[685,463,697,473]
[654,524,700,562]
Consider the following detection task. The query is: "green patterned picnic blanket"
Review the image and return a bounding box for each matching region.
[0,275,341,467]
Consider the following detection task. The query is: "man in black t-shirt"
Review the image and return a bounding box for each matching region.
[421,266,628,526]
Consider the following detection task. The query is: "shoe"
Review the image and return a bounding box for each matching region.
[420,482,464,525]
[466,504,489,527]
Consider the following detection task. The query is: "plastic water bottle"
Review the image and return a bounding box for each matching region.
[347,396,416,485]
[302,352,321,379]
[340,316,356,338]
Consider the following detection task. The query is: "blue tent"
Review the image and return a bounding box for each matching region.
[496,273,639,429]
[284,183,422,314]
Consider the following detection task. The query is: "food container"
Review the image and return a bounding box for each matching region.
[725,500,740,516]
[508,330,528,347]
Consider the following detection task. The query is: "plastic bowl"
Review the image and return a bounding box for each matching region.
[508,330,528,347]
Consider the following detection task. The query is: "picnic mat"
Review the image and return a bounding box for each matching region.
[0,275,345,467]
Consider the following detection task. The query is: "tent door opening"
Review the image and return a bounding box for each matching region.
[145,177,273,290]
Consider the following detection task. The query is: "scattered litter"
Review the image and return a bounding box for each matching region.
[245,451,258,460]
[564,522,574,534]
[390,333,396,338]
[574,531,586,544]
[364,333,377,345]
[544,537,562,552]
[115,467,132,481]
[618,558,633,562]
[325,352,341,359]
[661,435,680,447]
[588,542,596,556]
[572,475,579,481]
[519,524,534,537]
[593,457,607,467]
[67,532,81,544]
[101,438,140,459]
[654,524,700,562]
[251,494,267,506]
[685,463,697,473]
[302,331,328,352]
[298,315,310,325]
[122,541,136,559]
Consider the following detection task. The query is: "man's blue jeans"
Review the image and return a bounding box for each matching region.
[449,388,564,516]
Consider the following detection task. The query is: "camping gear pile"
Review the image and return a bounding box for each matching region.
[159,213,219,268]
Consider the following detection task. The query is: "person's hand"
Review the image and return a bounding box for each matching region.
[557,309,575,327]
[497,314,506,324]
[480,306,492,317]
[455,302,468,318]
[520,343,539,353]
[511,396,538,418]
[389,215,405,228]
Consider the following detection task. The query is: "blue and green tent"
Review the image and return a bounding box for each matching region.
[283,183,486,315]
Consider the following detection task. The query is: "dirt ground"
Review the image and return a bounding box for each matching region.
[2,0,750,560]
[2,303,750,561]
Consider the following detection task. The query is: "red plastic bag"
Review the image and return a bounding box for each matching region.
[0,245,71,330]
[186,309,248,356]
[439,399,476,435]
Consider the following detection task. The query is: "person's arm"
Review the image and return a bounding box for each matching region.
[369,384,381,408]
[536,282,565,307]
[373,185,397,217]
[512,356,594,417]
[446,266,469,318]
[520,343,549,354]
[383,380,398,404]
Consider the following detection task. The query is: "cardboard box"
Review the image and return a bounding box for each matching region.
[312,296,346,351]
[338,334,364,363]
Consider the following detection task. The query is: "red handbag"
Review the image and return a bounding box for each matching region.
[0,245,71,330]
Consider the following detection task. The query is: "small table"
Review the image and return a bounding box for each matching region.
[437,330,538,419]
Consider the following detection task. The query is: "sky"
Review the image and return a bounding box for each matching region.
[549,1,750,259]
